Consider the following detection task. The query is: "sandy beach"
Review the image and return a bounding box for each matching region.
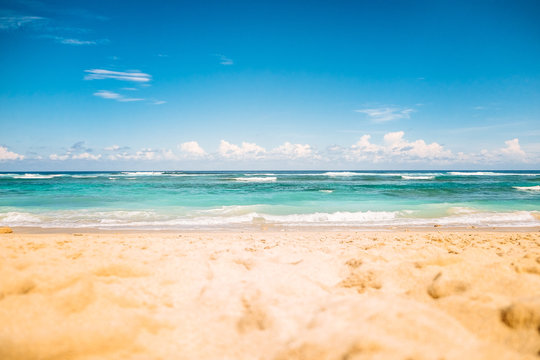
[1,230,539,359]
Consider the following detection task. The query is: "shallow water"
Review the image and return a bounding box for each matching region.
[0,170,539,229]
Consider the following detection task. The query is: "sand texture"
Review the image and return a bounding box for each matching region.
[1,230,539,359]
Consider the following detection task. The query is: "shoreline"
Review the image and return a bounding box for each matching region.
[8,225,540,234]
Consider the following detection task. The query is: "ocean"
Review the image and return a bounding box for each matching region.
[0,170,539,229]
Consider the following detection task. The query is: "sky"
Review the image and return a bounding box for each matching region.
[0,0,539,170]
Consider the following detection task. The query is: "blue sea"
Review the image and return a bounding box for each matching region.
[0,170,539,229]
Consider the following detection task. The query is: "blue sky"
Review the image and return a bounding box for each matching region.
[0,0,539,170]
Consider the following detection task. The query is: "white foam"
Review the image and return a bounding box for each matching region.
[323,172,363,177]
[514,186,540,192]
[401,175,435,180]
[71,175,98,178]
[319,190,334,193]
[1,209,538,229]
[233,177,277,183]
[12,174,63,179]
[121,171,164,176]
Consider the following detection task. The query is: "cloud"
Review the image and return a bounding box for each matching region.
[49,141,101,161]
[49,154,69,161]
[0,146,24,160]
[337,131,453,162]
[355,107,414,122]
[179,141,207,158]
[0,15,46,30]
[215,54,233,65]
[72,152,101,160]
[104,144,127,151]
[217,140,321,161]
[107,148,177,161]
[39,35,109,45]
[93,90,144,102]
[153,100,166,105]
[84,69,151,82]
[271,142,319,160]
[500,138,526,158]
[219,140,266,160]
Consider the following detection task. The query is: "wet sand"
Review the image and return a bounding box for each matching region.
[1,230,539,359]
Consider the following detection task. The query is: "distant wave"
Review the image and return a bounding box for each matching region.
[514,186,540,192]
[12,174,63,179]
[71,175,98,178]
[121,171,164,176]
[319,190,334,193]
[323,172,364,177]
[448,172,537,176]
[233,177,277,183]
[401,175,435,180]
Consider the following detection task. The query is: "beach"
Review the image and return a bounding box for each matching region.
[1,229,539,359]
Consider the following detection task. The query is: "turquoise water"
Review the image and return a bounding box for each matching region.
[0,171,539,229]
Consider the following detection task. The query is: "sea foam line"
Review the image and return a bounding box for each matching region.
[401,175,435,180]
[12,174,63,179]
[513,185,540,192]
[233,177,277,183]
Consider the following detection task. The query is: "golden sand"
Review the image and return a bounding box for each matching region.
[0,231,539,359]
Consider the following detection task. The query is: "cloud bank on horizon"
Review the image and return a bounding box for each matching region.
[0,0,539,170]
[0,132,535,170]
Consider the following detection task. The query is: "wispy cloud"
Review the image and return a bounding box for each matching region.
[0,15,46,30]
[49,141,101,161]
[104,144,130,151]
[40,34,109,45]
[93,90,144,102]
[215,54,234,65]
[355,107,414,122]
[84,69,152,83]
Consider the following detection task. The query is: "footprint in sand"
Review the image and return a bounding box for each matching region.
[339,270,381,293]
[236,291,272,333]
[500,296,540,329]
[93,263,150,278]
[427,272,468,299]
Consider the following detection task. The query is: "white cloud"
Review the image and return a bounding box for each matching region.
[93,90,144,102]
[108,148,177,161]
[500,138,526,158]
[72,152,101,160]
[355,107,414,122]
[0,15,45,30]
[219,140,266,160]
[49,154,69,161]
[271,142,318,159]
[179,141,207,158]
[0,146,24,161]
[84,69,151,82]
[340,131,453,162]
[153,100,166,105]
[104,145,120,151]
